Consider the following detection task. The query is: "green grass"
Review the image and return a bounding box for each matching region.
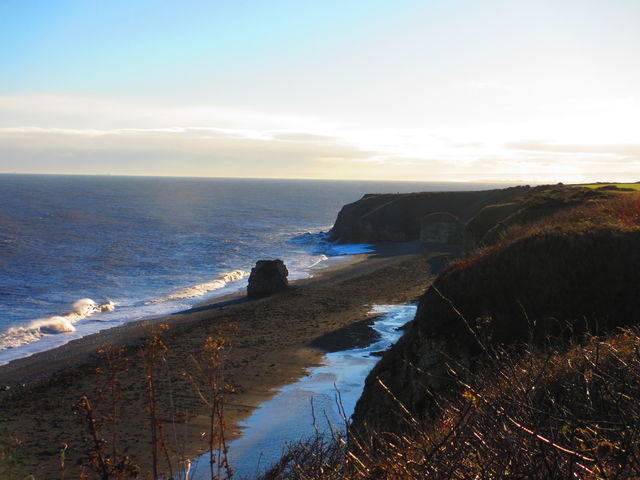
[579,183,640,191]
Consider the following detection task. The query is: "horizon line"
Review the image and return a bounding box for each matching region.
[0,172,544,185]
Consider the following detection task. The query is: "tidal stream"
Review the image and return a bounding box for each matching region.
[188,303,417,479]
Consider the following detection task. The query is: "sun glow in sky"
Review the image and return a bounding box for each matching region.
[1,0,639,182]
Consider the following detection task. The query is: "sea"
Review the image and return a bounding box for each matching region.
[0,174,505,366]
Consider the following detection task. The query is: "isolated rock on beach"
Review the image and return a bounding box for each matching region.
[247,259,289,297]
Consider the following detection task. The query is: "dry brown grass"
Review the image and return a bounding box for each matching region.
[71,325,234,480]
[261,192,640,479]
[454,191,640,274]
[264,328,640,479]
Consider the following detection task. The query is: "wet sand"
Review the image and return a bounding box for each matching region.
[0,242,454,478]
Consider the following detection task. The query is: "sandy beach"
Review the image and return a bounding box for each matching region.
[0,243,454,478]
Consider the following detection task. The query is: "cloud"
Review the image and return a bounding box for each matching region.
[0,126,379,178]
[453,141,485,148]
[0,94,334,132]
[466,81,514,92]
[505,140,640,157]
[1,93,639,182]
[270,132,344,143]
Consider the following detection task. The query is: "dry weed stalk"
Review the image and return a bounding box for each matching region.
[74,343,140,480]
[181,335,234,480]
[141,324,172,480]
[73,324,235,480]
[261,316,640,479]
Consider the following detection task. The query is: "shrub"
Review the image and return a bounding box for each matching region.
[264,328,640,479]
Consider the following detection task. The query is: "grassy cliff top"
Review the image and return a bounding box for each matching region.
[328,186,640,480]
[579,182,640,191]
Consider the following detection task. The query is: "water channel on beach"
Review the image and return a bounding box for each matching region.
[187,303,417,479]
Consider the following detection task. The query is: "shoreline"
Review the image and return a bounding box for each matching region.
[0,239,367,373]
[0,242,455,477]
[0,242,422,387]
[0,241,341,369]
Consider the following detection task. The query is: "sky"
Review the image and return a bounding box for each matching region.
[1,0,639,183]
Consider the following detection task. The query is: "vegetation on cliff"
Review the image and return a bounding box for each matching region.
[268,187,640,479]
[266,328,640,479]
[4,184,639,479]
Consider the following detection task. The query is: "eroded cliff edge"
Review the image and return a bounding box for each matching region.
[328,186,535,243]
[341,185,640,436]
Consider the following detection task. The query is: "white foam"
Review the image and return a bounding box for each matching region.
[154,269,248,302]
[307,254,329,268]
[0,299,116,351]
[72,298,99,316]
[30,316,76,334]
[100,301,116,312]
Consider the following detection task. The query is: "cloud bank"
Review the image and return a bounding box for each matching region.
[1,94,638,183]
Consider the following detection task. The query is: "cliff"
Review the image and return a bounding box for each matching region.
[351,189,640,435]
[328,186,535,243]
[260,187,640,478]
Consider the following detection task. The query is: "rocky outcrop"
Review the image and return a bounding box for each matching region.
[463,202,520,252]
[247,259,289,297]
[419,212,462,245]
[352,228,640,435]
[328,187,533,244]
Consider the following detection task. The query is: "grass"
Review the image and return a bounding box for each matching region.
[268,188,640,479]
[261,327,640,479]
[260,189,640,479]
[469,185,610,250]
[579,183,640,191]
[457,191,640,272]
[5,184,640,479]
[500,190,640,243]
[0,324,238,480]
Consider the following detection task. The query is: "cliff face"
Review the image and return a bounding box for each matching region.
[419,212,462,245]
[352,228,640,434]
[328,187,533,243]
[350,189,640,436]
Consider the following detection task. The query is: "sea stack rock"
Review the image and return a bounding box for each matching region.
[247,259,289,297]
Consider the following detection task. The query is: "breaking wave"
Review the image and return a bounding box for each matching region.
[153,269,248,302]
[0,298,116,351]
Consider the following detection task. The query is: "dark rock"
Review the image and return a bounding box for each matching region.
[370,350,388,357]
[419,212,463,245]
[247,259,289,297]
[328,186,535,244]
[309,318,380,352]
[352,228,640,437]
[463,201,520,253]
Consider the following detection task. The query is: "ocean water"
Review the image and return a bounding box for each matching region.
[0,174,502,365]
